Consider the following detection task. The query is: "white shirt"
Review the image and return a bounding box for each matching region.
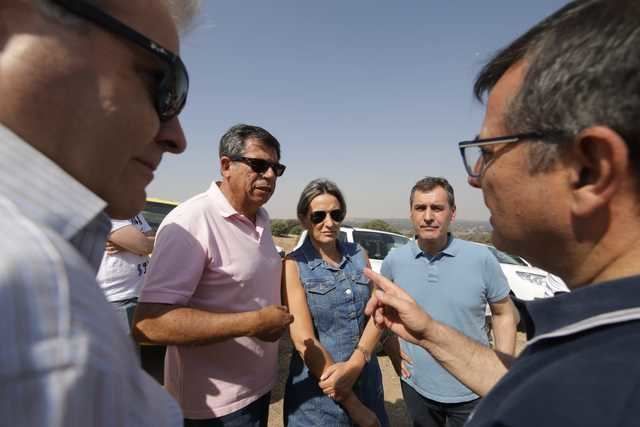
[0,124,182,426]
[97,215,152,302]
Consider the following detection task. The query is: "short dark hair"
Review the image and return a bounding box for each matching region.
[297,179,347,223]
[219,124,281,160]
[474,0,640,174]
[410,177,455,208]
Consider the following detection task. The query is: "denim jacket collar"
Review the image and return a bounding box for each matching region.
[300,234,352,270]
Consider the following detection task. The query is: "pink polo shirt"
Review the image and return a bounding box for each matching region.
[139,182,282,419]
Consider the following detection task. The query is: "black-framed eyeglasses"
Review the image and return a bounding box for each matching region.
[309,209,345,225]
[52,0,189,121]
[458,132,544,178]
[228,156,287,177]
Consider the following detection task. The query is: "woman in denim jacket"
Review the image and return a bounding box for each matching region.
[283,179,389,427]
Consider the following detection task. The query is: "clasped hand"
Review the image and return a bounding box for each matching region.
[319,360,362,401]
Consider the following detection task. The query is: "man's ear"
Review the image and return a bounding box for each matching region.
[220,156,231,178]
[569,126,629,216]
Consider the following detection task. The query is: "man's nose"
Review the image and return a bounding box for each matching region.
[155,117,187,154]
[468,175,481,189]
[262,164,277,180]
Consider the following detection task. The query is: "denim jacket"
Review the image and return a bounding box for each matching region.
[283,236,388,426]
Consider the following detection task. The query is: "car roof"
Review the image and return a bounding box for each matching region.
[348,226,409,239]
[146,197,179,206]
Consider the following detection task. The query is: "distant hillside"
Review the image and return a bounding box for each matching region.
[345,218,491,236]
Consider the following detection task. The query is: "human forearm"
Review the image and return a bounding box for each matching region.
[133,303,285,345]
[418,318,515,396]
[290,330,336,379]
[491,311,518,356]
[109,228,154,256]
[347,317,382,368]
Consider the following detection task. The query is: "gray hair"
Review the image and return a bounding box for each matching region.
[35,0,201,33]
[296,179,347,223]
[219,124,282,160]
[410,177,455,208]
[474,0,640,175]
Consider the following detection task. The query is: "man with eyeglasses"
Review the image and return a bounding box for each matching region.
[380,177,517,427]
[364,1,640,426]
[0,0,199,425]
[134,124,294,426]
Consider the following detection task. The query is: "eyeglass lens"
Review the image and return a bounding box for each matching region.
[310,209,345,224]
[463,146,484,177]
[238,157,286,177]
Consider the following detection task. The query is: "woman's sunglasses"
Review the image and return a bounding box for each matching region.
[309,209,345,224]
[229,156,287,177]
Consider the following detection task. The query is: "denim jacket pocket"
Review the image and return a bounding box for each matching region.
[304,279,337,331]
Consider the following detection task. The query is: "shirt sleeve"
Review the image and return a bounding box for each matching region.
[484,250,511,303]
[380,256,393,280]
[139,218,209,305]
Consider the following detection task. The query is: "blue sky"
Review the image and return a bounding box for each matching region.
[147,0,568,220]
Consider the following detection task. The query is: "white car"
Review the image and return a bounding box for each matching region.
[294,226,411,272]
[481,244,570,300]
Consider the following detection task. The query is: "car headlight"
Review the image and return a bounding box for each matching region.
[516,271,548,287]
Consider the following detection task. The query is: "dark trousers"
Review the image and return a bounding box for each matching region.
[184,392,271,427]
[401,382,479,427]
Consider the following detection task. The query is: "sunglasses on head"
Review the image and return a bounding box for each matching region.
[52,0,189,122]
[229,156,287,177]
[309,209,345,225]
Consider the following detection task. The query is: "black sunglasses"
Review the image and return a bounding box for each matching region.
[229,156,286,177]
[52,0,189,121]
[309,209,345,225]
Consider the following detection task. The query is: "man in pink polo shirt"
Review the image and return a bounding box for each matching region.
[134,124,294,426]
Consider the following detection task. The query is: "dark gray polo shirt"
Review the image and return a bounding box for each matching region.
[467,275,640,427]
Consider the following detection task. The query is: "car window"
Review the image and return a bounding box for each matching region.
[352,230,409,260]
[142,200,177,231]
[487,246,528,266]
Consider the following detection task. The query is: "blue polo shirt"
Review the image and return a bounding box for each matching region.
[467,275,640,427]
[381,235,510,403]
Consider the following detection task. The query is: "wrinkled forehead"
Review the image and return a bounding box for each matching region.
[108,0,180,53]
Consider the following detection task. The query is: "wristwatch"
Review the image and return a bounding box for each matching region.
[354,345,371,363]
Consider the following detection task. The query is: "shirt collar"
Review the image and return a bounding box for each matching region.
[0,124,108,240]
[207,181,269,234]
[521,275,640,339]
[411,233,459,259]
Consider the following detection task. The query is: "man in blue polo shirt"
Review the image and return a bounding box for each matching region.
[365,2,640,426]
[381,177,518,427]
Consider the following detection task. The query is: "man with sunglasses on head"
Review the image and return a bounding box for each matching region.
[0,0,199,425]
[379,177,517,427]
[134,124,294,426]
[365,1,640,426]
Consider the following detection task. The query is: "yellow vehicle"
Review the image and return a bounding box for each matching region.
[142,197,179,231]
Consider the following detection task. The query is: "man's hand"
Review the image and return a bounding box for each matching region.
[253,305,294,342]
[363,268,432,346]
[390,349,412,379]
[318,360,361,400]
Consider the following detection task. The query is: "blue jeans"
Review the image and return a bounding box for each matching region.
[401,382,479,427]
[183,392,271,427]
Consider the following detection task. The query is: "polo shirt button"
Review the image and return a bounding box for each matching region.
[345,289,352,295]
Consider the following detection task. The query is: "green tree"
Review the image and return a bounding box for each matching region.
[271,219,290,237]
[360,219,401,234]
[289,224,304,235]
